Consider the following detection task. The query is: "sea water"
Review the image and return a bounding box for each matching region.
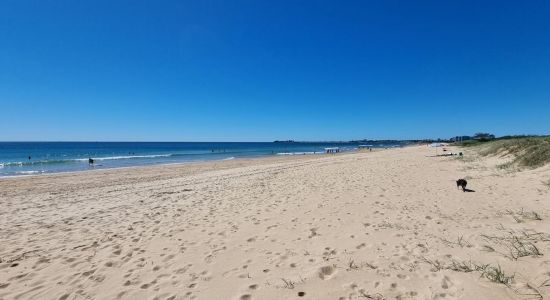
[0,141,406,176]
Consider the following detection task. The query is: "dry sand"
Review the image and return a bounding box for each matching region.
[1,145,550,300]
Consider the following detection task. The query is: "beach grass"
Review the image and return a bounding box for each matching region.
[421,258,515,286]
[455,139,486,147]
[480,228,548,260]
[504,208,543,222]
[458,136,550,168]
[479,265,514,286]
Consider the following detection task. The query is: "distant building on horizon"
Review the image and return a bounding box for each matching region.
[449,136,472,142]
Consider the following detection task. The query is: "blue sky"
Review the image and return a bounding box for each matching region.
[1,0,549,141]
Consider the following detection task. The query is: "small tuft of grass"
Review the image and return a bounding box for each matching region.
[448,260,476,273]
[479,265,514,286]
[421,258,514,286]
[422,257,546,298]
[358,289,384,300]
[505,208,543,222]
[281,278,295,289]
[421,257,445,272]
[481,229,547,260]
[509,236,541,259]
[440,235,472,248]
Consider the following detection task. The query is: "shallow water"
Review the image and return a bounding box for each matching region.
[0,141,405,176]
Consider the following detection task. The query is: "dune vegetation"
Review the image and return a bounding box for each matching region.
[457,136,550,168]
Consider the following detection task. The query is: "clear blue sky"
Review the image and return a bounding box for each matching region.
[1,1,549,141]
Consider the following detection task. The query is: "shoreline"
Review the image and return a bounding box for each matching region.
[0,153,309,180]
[0,147,388,180]
[0,141,409,179]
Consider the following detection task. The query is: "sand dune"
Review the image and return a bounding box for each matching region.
[1,146,550,299]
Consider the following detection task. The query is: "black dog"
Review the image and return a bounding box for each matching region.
[456,179,467,192]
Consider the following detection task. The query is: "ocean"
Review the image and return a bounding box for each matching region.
[0,141,407,177]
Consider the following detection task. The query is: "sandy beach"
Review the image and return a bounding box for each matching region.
[1,145,550,300]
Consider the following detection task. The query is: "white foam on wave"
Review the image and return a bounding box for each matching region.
[0,162,24,167]
[76,154,173,161]
[1,154,174,168]
[276,151,320,156]
[15,170,43,175]
[222,157,235,160]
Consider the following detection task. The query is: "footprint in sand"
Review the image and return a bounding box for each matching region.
[308,228,319,238]
[396,274,409,280]
[204,254,214,263]
[319,265,337,280]
[82,269,96,277]
[441,275,453,289]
